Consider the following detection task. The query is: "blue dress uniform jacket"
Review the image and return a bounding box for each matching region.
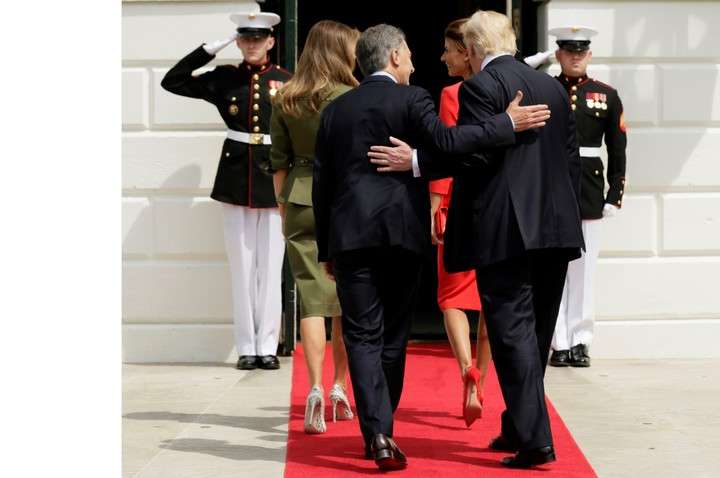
[161,46,292,207]
[558,75,627,219]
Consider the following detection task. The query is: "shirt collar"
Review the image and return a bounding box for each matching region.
[370,71,398,83]
[481,52,513,71]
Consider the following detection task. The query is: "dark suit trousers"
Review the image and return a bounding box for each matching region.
[475,249,570,450]
[333,247,422,446]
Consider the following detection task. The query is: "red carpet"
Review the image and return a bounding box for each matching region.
[284,343,596,477]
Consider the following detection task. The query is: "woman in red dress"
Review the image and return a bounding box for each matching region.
[430,18,490,427]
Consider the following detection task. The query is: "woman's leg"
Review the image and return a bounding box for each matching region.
[443,308,473,376]
[300,316,326,389]
[475,311,492,394]
[330,316,349,387]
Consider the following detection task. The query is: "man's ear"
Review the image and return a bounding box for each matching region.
[468,44,478,59]
[266,36,276,50]
[555,49,561,62]
[390,49,400,68]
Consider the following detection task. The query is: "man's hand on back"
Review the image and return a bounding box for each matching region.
[507,90,551,132]
[368,136,413,172]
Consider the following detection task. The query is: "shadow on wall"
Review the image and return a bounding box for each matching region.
[610,7,718,192]
[548,4,718,192]
[122,163,236,363]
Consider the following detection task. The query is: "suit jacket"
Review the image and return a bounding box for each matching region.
[420,55,584,272]
[313,74,515,262]
[270,83,353,206]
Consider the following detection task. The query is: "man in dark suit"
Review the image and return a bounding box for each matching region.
[370,11,584,469]
[313,23,551,471]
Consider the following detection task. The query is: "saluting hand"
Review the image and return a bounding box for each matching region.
[202,32,240,56]
[506,90,551,132]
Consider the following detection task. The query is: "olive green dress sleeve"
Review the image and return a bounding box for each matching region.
[270,102,293,171]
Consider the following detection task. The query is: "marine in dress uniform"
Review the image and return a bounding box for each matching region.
[548,26,628,368]
[161,11,292,370]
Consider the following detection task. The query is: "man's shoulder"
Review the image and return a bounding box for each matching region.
[587,78,617,92]
[460,72,498,99]
[268,64,293,80]
[585,78,621,102]
[405,84,432,101]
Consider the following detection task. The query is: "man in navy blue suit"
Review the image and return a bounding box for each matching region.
[313,23,551,471]
[371,11,584,469]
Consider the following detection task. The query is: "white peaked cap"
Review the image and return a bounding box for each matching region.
[548,26,598,42]
[230,12,281,32]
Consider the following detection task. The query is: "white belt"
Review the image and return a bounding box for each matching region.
[579,147,602,157]
[227,129,272,145]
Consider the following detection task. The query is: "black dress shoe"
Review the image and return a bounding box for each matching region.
[488,434,519,452]
[549,349,572,367]
[257,355,280,370]
[570,344,591,367]
[370,434,407,471]
[364,444,372,460]
[501,446,556,469]
[236,355,257,370]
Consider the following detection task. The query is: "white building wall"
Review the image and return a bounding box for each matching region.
[547,0,720,358]
[122,0,720,362]
[122,1,259,362]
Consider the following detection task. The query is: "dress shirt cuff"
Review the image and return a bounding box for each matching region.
[506,112,515,130]
[412,149,421,178]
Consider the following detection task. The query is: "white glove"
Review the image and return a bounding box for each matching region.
[523,49,555,69]
[603,203,620,218]
[202,32,239,55]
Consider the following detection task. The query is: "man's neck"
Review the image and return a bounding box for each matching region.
[371,70,398,83]
[481,52,512,71]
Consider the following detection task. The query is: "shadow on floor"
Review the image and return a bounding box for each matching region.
[124,411,288,440]
[159,438,287,464]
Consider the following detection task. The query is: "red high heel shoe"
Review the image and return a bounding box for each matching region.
[462,367,483,428]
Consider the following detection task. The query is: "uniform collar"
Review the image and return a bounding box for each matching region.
[241,60,273,75]
[558,73,590,90]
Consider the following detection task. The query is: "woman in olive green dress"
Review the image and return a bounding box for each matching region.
[270,20,359,434]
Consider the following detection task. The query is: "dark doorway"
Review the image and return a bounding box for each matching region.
[262,0,513,342]
[297,1,506,103]
[294,1,508,338]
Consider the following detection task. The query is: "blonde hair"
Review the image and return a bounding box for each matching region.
[461,10,517,58]
[276,20,359,117]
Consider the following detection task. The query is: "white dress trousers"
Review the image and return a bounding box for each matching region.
[553,219,601,351]
[222,204,284,357]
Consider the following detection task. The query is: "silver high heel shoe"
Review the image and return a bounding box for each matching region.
[329,383,354,422]
[304,386,326,434]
